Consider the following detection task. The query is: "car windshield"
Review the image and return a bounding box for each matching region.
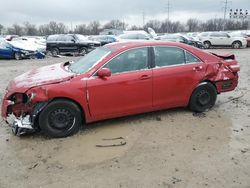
[75,34,88,41]
[69,47,113,74]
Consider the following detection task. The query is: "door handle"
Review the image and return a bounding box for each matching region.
[139,75,151,80]
[193,66,203,71]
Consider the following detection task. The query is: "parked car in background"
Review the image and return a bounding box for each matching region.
[12,37,46,54]
[46,34,101,56]
[159,34,204,48]
[199,32,247,49]
[117,31,152,41]
[89,35,117,46]
[0,39,45,60]
[5,35,19,41]
[229,31,250,47]
[1,41,239,137]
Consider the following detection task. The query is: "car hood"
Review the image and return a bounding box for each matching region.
[7,63,75,93]
[8,40,37,51]
[78,40,101,45]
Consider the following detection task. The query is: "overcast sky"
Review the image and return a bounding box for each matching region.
[0,0,249,27]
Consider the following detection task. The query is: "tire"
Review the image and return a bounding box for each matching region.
[39,99,82,138]
[51,48,59,57]
[189,82,217,112]
[79,47,88,56]
[203,41,211,49]
[232,41,242,49]
[14,52,22,60]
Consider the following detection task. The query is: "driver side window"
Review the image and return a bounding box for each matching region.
[104,48,148,74]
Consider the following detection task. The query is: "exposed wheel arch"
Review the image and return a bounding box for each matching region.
[199,80,218,93]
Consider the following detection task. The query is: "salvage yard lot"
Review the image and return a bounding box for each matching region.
[0,49,250,188]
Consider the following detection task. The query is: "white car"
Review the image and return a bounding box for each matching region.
[199,32,247,49]
[117,31,153,42]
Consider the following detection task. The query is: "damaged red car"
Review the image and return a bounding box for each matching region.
[1,41,240,138]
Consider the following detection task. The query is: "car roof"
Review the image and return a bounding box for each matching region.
[105,41,190,50]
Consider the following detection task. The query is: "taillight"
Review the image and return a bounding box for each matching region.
[228,64,240,73]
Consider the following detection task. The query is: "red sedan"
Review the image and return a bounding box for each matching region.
[1,41,240,138]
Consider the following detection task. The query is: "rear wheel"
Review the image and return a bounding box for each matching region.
[203,41,211,49]
[51,48,59,57]
[39,99,82,138]
[189,82,217,112]
[14,52,22,60]
[232,41,242,49]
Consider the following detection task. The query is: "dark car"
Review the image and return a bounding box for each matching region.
[89,35,117,46]
[159,34,204,48]
[0,39,45,60]
[46,34,101,56]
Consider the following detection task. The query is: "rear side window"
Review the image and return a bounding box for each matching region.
[154,47,185,67]
[185,51,201,63]
[47,35,58,41]
[104,48,148,74]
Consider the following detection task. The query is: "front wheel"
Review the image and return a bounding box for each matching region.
[39,100,82,138]
[14,52,22,60]
[79,47,88,56]
[189,82,217,112]
[203,41,211,49]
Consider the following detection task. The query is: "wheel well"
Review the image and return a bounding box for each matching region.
[200,80,217,92]
[203,40,211,44]
[50,97,86,122]
[79,46,88,50]
[232,40,242,45]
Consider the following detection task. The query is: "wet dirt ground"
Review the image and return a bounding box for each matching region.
[0,49,249,188]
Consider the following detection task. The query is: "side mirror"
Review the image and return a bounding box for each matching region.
[71,39,76,43]
[97,68,111,78]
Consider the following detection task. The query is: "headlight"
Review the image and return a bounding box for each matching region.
[21,50,29,55]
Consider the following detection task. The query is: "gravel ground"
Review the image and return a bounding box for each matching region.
[0,49,249,188]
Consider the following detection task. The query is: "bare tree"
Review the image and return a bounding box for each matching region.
[74,24,89,35]
[103,20,127,30]
[144,20,162,33]
[23,22,38,36]
[186,18,200,32]
[0,24,3,34]
[7,24,24,36]
[88,21,101,35]
[37,21,67,35]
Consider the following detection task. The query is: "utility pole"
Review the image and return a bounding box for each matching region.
[166,0,171,33]
[142,10,145,28]
[222,0,230,30]
[167,0,170,21]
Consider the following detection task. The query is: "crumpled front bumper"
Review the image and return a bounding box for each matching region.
[1,99,13,120]
[11,115,35,136]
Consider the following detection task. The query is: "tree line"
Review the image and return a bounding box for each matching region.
[0,18,249,36]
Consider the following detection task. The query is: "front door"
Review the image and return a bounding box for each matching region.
[87,47,153,119]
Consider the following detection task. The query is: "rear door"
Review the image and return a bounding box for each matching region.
[152,46,205,108]
[87,47,153,119]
